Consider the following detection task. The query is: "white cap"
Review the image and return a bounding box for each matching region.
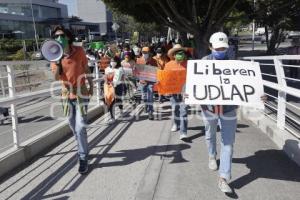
[209,32,229,49]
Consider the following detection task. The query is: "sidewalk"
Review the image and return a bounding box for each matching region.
[0,103,299,200]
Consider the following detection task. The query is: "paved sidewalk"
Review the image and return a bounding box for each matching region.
[0,103,299,200]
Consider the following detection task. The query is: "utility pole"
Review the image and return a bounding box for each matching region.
[30,0,39,51]
[252,0,256,50]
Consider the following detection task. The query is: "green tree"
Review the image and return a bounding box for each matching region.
[240,0,300,54]
[103,0,239,58]
[112,11,163,43]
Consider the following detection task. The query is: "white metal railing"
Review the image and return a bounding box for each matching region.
[0,61,103,149]
[242,55,300,138]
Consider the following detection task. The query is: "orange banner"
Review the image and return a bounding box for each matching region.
[156,69,187,95]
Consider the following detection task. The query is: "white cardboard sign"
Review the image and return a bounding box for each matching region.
[185,60,265,109]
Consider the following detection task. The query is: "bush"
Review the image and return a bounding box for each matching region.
[0,38,46,61]
[7,49,30,61]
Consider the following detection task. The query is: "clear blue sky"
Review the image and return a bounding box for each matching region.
[58,0,78,17]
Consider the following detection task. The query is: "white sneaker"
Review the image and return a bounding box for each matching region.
[208,156,218,171]
[218,178,232,193]
[179,132,187,140]
[171,124,178,132]
[108,118,115,124]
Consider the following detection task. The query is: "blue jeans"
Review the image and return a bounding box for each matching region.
[141,83,154,113]
[68,99,89,161]
[201,109,237,181]
[170,95,188,134]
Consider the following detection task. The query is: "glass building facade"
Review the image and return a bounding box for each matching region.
[0,0,67,39]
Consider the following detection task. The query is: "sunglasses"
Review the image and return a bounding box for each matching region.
[54,34,65,39]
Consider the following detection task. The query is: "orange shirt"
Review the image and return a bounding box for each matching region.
[164,60,187,70]
[51,46,88,98]
[153,55,170,70]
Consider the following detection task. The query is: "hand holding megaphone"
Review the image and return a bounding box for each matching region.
[41,39,64,74]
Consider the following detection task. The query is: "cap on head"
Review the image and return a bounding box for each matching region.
[209,32,229,49]
[142,47,150,52]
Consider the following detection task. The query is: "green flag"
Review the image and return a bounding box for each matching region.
[90,41,104,50]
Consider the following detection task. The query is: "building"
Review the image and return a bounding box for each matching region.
[0,0,68,39]
[58,0,114,41]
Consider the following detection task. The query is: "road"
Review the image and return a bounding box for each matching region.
[0,94,100,154]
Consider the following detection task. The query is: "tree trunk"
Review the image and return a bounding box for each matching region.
[267,28,280,55]
[194,34,209,59]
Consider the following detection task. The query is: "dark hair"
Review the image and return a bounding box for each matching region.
[111,56,121,68]
[51,25,74,45]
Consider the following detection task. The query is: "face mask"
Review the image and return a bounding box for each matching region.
[175,53,185,62]
[212,50,227,60]
[110,62,117,68]
[55,35,68,49]
[143,53,149,60]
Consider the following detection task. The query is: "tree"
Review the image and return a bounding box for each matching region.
[239,0,300,54]
[112,11,163,43]
[103,0,239,58]
[223,9,251,35]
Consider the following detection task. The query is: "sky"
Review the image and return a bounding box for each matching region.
[58,0,78,17]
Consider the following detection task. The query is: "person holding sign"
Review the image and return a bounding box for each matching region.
[164,44,188,140]
[199,32,238,193]
[153,47,170,103]
[197,32,266,194]
[121,51,136,102]
[136,46,157,120]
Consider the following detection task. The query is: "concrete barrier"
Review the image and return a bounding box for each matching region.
[240,106,300,166]
[0,105,105,178]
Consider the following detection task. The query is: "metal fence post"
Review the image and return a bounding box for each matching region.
[94,61,101,105]
[0,71,5,97]
[274,58,286,130]
[6,65,20,148]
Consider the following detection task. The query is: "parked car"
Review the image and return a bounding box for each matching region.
[287,31,300,39]
[255,27,265,36]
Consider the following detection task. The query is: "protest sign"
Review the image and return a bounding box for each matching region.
[134,64,157,82]
[185,60,264,109]
[157,69,186,95]
[123,67,133,76]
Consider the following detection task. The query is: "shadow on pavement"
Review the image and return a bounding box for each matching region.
[2,109,138,199]
[230,139,300,190]
[90,143,191,168]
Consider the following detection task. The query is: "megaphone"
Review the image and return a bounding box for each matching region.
[41,39,63,62]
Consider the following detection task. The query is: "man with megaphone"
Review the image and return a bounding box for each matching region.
[50,25,93,175]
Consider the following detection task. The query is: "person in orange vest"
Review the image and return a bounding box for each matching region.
[164,44,188,140]
[136,46,157,120]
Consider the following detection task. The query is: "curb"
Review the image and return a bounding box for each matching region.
[0,105,105,179]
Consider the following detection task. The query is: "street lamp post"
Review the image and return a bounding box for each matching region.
[252,0,256,51]
[112,23,120,44]
[30,0,39,51]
